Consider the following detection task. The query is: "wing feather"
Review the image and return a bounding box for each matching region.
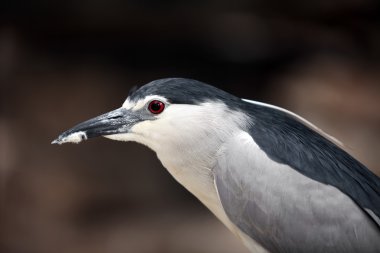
[240,100,380,225]
[214,131,380,253]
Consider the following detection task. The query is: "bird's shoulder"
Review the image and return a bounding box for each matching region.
[237,99,380,226]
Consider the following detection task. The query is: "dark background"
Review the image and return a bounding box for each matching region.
[1,1,380,253]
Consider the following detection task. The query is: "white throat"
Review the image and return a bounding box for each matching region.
[112,101,248,208]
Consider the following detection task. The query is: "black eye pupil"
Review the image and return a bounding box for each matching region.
[151,103,161,111]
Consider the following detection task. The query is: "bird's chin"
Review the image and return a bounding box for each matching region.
[103,133,135,142]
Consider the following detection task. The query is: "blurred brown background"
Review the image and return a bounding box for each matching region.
[1,1,380,253]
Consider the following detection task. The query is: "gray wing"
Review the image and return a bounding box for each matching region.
[214,131,380,253]
[242,101,380,225]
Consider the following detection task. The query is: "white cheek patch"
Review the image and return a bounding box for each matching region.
[52,131,87,144]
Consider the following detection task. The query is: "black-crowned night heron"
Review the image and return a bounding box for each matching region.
[52,78,380,253]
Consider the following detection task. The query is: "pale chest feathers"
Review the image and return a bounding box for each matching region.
[155,134,270,253]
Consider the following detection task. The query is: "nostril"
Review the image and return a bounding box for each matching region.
[108,115,123,120]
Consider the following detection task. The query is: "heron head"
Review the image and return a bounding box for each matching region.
[52,78,246,156]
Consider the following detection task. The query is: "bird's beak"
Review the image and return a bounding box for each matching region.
[52,107,140,145]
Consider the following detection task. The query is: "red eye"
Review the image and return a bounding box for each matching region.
[148,100,165,114]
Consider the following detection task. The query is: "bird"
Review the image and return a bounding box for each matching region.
[52,78,380,253]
